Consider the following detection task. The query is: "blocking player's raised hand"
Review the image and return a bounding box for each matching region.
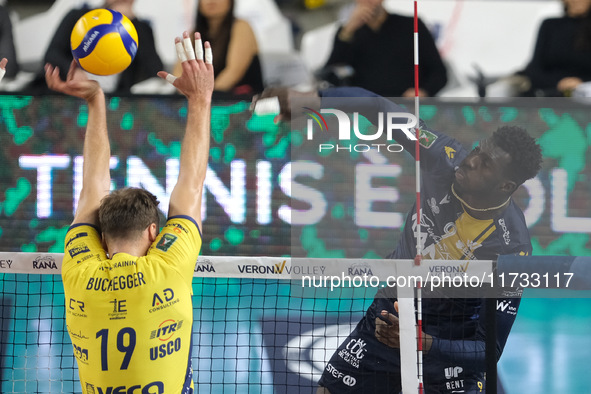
[45,61,102,102]
[158,31,214,103]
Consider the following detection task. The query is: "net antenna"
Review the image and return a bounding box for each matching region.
[397,2,424,392]
[408,1,425,393]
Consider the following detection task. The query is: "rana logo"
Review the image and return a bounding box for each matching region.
[33,255,57,270]
[348,262,373,276]
[194,258,215,273]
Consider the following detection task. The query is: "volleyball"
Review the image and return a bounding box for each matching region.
[70,8,138,76]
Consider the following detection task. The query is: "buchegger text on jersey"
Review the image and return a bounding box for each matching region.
[86,272,146,291]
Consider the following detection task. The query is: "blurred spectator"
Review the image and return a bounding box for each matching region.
[174,0,264,97]
[518,0,591,96]
[322,0,447,97]
[0,5,19,79]
[28,0,163,94]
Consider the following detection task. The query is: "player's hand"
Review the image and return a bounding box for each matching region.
[45,61,102,102]
[402,88,429,98]
[0,58,8,83]
[252,87,320,124]
[344,4,379,33]
[375,301,401,348]
[375,301,433,352]
[158,31,214,103]
[557,77,583,93]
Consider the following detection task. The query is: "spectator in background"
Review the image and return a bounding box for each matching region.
[28,0,163,94]
[518,0,591,96]
[0,5,19,79]
[322,0,447,97]
[174,0,264,97]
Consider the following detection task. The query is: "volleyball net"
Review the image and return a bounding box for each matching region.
[2,253,591,393]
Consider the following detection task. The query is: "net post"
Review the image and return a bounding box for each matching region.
[485,298,497,393]
[398,285,419,393]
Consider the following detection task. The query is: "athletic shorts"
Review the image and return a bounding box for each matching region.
[317,298,486,394]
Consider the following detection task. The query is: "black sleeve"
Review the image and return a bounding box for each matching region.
[44,9,86,80]
[427,296,520,372]
[521,19,564,91]
[0,6,20,78]
[117,20,164,91]
[427,242,532,371]
[324,26,356,68]
[417,18,447,96]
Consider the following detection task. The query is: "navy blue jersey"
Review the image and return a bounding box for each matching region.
[318,88,532,391]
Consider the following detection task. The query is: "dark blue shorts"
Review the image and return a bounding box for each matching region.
[317,298,486,394]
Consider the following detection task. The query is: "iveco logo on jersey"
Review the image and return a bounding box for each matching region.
[150,319,184,341]
[33,255,57,269]
[86,381,164,394]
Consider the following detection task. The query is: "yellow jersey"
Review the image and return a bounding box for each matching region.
[62,216,201,394]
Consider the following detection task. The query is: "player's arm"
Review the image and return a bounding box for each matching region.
[213,20,257,92]
[158,32,214,230]
[425,297,520,373]
[45,61,109,226]
[426,245,531,370]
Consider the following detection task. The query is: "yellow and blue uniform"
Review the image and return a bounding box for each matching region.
[62,216,201,394]
[318,88,531,393]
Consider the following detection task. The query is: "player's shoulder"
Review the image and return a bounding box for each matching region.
[65,223,100,245]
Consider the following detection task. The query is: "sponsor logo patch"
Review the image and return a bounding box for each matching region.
[156,234,177,252]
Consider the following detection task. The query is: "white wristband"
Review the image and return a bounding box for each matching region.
[254,97,280,115]
[0,68,5,83]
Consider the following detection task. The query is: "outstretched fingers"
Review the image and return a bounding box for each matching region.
[162,31,213,87]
